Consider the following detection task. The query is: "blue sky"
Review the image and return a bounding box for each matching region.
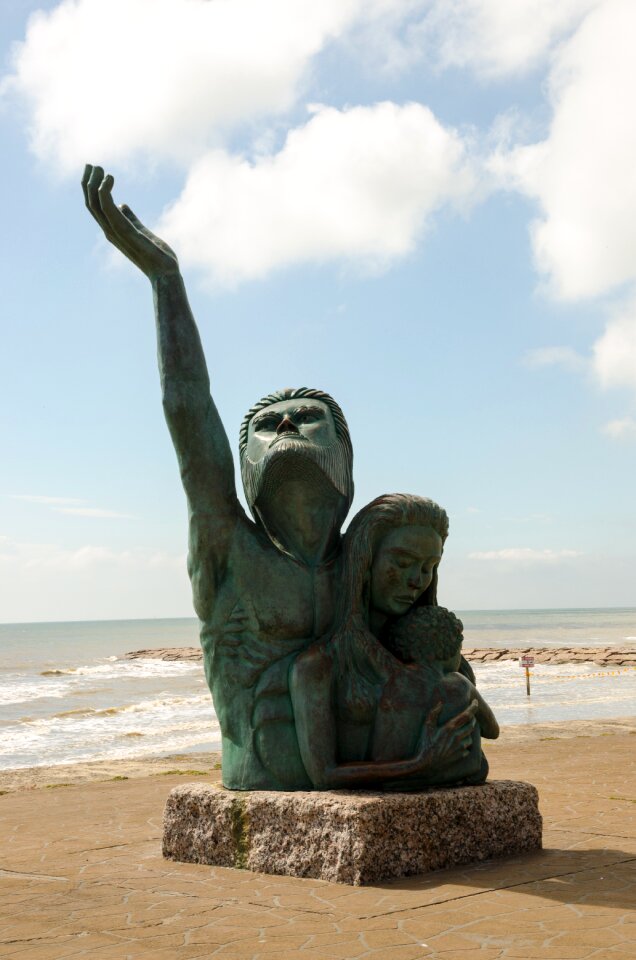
[1,0,635,622]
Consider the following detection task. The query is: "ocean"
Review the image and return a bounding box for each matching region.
[1,609,635,770]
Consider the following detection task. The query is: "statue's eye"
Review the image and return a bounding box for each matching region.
[297,410,319,423]
[254,417,278,431]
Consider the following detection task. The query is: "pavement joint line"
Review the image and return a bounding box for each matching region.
[0,868,69,882]
[356,854,636,920]
[52,842,134,853]
[547,828,636,842]
[2,935,77,946]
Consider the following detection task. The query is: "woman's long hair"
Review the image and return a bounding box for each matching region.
[331,493,449,721]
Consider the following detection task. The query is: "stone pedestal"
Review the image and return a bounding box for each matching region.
[163,780,542,885]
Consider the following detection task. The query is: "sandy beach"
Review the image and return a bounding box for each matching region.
[2,718,635,959]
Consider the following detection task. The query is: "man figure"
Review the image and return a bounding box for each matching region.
[82,165,353,790]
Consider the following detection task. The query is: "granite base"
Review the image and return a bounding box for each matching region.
[163,780,542,885]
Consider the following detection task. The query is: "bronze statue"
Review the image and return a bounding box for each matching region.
[82,165,495,791]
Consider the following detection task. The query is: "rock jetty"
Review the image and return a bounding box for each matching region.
[124,646,636,667]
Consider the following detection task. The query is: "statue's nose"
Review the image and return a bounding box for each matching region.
[276,415,299,435]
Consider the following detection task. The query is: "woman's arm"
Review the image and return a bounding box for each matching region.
[290,647,478,789]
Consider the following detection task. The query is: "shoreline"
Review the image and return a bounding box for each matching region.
[124,644,636,666]
[2,715,635,794]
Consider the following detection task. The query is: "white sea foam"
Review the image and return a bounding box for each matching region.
[70,659,201,678]
[1,691,220,768]
[0,677,70,705]
[0,658,202,706]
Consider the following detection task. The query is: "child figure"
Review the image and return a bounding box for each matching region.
[372,606,499,786]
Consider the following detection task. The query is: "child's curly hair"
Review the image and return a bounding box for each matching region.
[387,606,463,664]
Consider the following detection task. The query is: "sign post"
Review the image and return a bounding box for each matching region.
[520,654,535,696]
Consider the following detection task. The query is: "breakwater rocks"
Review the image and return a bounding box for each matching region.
[124,645,636,666]
[125,647,203,662]
[466,647,636,666]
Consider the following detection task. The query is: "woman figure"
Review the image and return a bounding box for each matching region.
[290,493,478,789]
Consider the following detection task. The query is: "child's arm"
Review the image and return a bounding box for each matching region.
[469,683,499,739]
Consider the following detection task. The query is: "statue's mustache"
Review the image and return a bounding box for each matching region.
[269,433,310,448]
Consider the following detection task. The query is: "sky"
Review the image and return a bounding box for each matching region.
[1,0,636,623]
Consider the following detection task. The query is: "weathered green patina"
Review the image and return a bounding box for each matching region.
[82,165,497,792]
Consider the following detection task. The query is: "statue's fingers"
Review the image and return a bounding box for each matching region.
[99,177,164,266]
[454,720,474,740]
[120,204,148,231]
[92,173,145,262]
[446,723,473,755]
[81,163,93,208]
[82,164,111,234]
[98,176,138,241]
[444,743,467,764]
[447,715,476,737]
[425,701,443,731]
[448,701,478,730]
[86,164,105,214]
[83,164,131,258]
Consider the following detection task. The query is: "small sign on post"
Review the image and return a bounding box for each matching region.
[519,654,535,696]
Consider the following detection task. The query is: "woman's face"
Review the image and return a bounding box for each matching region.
[370,524,443,620]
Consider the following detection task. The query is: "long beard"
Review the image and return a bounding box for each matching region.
[241,436,353,519]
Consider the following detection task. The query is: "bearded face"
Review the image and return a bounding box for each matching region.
[240,398,353,519]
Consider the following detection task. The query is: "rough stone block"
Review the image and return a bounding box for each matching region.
[163,779,542,885]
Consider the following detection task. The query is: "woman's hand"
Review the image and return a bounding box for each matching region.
[81,164,179,281]
[415,699,478,771]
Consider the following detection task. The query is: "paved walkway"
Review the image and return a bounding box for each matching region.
[1,732,635,959]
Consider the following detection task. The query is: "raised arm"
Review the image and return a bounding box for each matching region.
[81,165,238,519]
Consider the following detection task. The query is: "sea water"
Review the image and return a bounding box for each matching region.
[1,610,635,770]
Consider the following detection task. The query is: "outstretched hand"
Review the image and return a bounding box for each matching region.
[81,164,179,281]
[416,698,478,770]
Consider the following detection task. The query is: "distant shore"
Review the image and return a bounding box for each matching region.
[123,645,636,667]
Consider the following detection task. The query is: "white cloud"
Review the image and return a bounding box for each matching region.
[593,297,636,391]
[54,507,134,519]
[1,0,417,172]
[602,416,636,439]
[158,101,475,285]
[469,547,580,563]
[343,1,597,79]
[493,0,636,301]
[10,494,84,505]
[444,549,634,609]
[0,538,183,573]
[9,494,133,519]
[4,0,594,176]
[6,0,632,298]
[0,536,189,621]
[524,346,587,371]
[415,0,597,78]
